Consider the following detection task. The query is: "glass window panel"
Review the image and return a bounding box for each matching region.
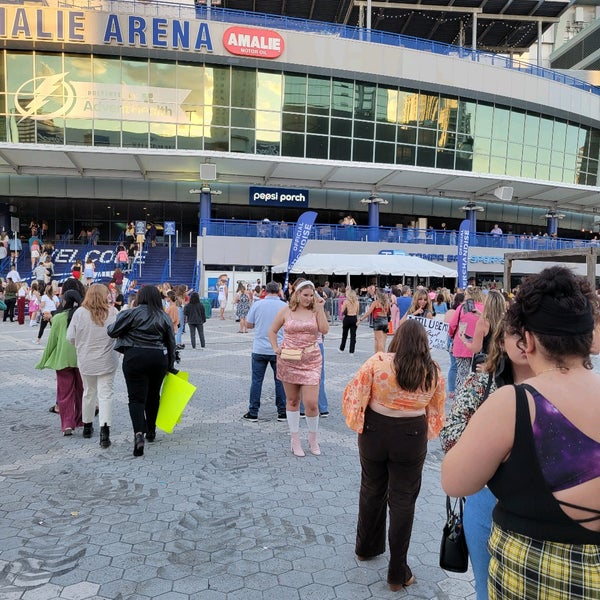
[150,60,177,88]
[416,146,435,167]
[457,100,475,136]
[553,120,567,152]
[204,127,228,151]
[535,162,550,179]
[436,150,455,169]
[331,118,351,137]
[256,132,280,156]
[550,150,564,168]
[37,118,64,144]
[456,134,474,155]
[35,54,62,79]
[375,142,395,163]
[122,121,148,148]
[6,53,34,93]
[507,142,522,160]
[491,140,507,157]
[306,115,329,135]
[331,79,353,118]
[306,134,328,159]
[65,119,93,146]
[508,110,525,143]
[283,73,306,113]
[492,108,509,141]
[353,139,373,162]
[354,120,374,139]
[521,161,536,178]
[489,155,506,174]
[93,120,121,146]
[549,166,563,182]
[330,136,351,160]
[231,68,255,109]
[150,123,176,149]
[376,123,396,142]
[439,96,459,130]
[257,71,281,112]
[257,110,281,132]
[205,65,230,122]
[231,108,255,128]
[307,75,330,115]
[476,103,493,138]
[121,59,148,86]
[473,136,491,155]
[177,124,203,149]
[473,154,490,172]
[0,53,5,94]
[396,144,416,165]
[282,132,304,157]
[455,152,473,171]
[231,128,254,153]
[417,92,439,128]
[282,112,305,132]
[538,119,553,149]
[397,89,419,125]
[0,116,7,142]
[397,126,416,145]
[417,128,437,147]
[376,86,398,123]
[524,113,539,142]
[537,147,550,165]
[93,57,121,84]
[355,83,376,120]
[437,128,456,152]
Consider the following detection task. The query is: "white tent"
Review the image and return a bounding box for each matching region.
[272,253,457,278]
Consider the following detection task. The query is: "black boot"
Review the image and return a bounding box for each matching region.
[83,422,94,438]
[133,432,145,457]
[145,429,156,442]
[99,424,111,448]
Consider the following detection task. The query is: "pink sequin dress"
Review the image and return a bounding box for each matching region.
[276,311,322,386]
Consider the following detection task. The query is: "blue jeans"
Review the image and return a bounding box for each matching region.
[300,343,328,414]
[176,307,184,344]
[464,487,495,600]
[249,353,286,416]
[447,340,457,394]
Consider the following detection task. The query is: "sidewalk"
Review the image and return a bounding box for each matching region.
[0,314,475,600]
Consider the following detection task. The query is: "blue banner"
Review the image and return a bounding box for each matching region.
[457,219,470,289]
[285,211,318,290]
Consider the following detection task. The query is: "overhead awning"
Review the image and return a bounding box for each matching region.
[271,252,457,278]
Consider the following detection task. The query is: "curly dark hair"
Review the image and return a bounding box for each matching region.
[505,266,597,369]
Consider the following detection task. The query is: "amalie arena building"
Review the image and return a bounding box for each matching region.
[0,0,599,291]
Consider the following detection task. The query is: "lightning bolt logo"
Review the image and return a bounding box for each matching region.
[15,72,74,122]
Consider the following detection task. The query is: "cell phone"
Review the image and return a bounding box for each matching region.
[465,298,476,313]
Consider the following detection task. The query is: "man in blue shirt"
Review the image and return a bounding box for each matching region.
[243,281,287,422]
[396,285,412,318]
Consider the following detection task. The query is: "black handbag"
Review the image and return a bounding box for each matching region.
[439,496,469,572]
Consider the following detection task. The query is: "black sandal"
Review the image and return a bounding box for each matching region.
[49,405,59,414]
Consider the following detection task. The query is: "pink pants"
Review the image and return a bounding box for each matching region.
[56,368,84,432]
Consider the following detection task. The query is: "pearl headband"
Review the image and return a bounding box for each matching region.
[295,280,315,292]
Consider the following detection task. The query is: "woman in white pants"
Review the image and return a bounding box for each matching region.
[67,284,119,448]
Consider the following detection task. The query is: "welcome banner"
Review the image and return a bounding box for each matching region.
[457,219,470,289]
[285,211,317,290]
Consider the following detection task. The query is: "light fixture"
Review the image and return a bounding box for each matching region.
[459,201,485,212]
[360,192,388,205]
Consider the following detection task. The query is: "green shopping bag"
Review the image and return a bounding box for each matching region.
[156,371,196,433]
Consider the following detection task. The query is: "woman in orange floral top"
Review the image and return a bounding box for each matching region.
[342,319,445,592]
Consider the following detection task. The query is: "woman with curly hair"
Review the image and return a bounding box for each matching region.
[443,266,600,600]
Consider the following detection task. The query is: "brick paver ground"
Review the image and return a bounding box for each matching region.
[0,311,476,600]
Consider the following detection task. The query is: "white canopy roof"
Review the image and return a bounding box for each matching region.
[272,253,457,278]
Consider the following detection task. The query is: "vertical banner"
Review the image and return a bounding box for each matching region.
[285,211,318,290]
[457,219,470,289]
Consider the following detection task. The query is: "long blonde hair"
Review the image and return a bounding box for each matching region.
[289,277,315,311]
[82,283,110,326]
[345,288,360,313]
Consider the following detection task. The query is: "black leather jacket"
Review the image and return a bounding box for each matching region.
[107,305,176,367]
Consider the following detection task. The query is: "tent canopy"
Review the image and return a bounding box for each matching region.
[272,253,457,278]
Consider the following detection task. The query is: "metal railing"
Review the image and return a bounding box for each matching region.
[204,219,597,252]
[57,0,599,96]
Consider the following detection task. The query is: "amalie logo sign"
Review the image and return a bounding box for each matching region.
[223,26,284,58]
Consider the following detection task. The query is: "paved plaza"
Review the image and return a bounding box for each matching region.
[0,312,476,600]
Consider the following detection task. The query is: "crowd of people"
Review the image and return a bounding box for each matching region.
[2,264,599,596]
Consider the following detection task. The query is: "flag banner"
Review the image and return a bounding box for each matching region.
[285,211,318,290]
[457,219,470,289]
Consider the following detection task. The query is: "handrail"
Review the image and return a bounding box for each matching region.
[55,0,599,96]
